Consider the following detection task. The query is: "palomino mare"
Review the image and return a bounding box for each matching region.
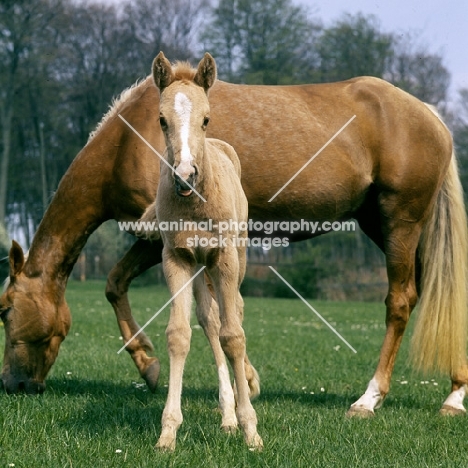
[1,56,467,417]
[152,52,261,450]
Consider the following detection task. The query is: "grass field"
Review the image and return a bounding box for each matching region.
[1,280,467,467]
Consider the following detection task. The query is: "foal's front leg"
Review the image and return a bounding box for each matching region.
[156,249,194,451]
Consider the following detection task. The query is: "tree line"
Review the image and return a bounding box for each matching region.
[1,0,467,298]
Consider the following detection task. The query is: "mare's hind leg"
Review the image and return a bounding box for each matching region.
[347,209,422,417]
[441,367,468,415]
[193,274,237,432]
[106,238,162,392]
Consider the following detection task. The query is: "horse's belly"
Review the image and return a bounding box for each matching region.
[245,166,370,222]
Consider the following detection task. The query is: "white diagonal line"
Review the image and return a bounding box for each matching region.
[117,266,206,354]
[268,266,357,353]
[118,114,207,202]
[268,115,356,202]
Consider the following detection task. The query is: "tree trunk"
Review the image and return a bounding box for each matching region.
[39,123,48,212]
[0,104,13,229]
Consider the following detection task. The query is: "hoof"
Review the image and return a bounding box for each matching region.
[155,436,176,452]
[221,424,238,435]
[246,433,264,452]
[142,359,160,393]
[154,441,175,453]
[346,406,375,418]
[440,405,466,416]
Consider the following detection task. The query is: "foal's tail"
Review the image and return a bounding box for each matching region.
[411,146,468,375]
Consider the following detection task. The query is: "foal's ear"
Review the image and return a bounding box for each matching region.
[194,53,217,92]
[9,240,24,280]
[152,51,174,93]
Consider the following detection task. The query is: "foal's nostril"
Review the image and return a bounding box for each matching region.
[176,174,195,190]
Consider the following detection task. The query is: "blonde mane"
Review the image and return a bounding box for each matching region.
[87,61,199,143]
[87,62,203,143]
[171,61,198,82]
[87,76,153,143]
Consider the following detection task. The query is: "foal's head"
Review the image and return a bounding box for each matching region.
[152,52,217,197]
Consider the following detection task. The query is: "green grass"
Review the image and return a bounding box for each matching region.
[1,280,467,467]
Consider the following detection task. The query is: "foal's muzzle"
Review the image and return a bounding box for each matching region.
[175,171,197,197]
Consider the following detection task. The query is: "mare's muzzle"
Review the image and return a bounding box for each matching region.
[1,373,46,395]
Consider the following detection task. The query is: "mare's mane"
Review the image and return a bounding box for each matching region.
[87,76,152,142]
[87,61,198,143]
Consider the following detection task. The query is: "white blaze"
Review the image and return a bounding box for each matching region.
[174,92,193,177]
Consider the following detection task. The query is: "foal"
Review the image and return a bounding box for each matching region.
[152,52,262,451]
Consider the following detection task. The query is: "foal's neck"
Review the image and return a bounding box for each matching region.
[196,142,214,195]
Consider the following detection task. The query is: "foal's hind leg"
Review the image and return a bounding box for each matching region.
[193,274,238,432]
[106,238,162,392]
[347,215,421,417]
[204,275,261,399]
[208,251,263,450]
[233,291,260,400]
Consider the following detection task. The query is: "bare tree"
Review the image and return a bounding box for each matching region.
[202,0,319,84]
[317,14,393,83]
[386,33,450,104]
[0,0,63,228]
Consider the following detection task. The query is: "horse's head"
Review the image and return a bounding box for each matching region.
[152,51,217,197]
[0,241,71,394]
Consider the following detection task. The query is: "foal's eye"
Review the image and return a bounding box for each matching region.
[202,117,210,129]
[159,116,167,130]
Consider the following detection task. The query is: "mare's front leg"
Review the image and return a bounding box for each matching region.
[156,248,194,451]
[106,238,162,392]
[208,249,263,450]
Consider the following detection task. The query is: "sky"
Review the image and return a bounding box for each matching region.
[297,0,468,103]
[99,0,467,103]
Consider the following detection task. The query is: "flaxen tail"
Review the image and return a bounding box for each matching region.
[411,144,468,375]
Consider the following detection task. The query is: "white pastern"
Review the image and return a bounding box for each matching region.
[442,385,466,411]
[218,363,237,428]
[174,92,194,178]
[350,377,384,412]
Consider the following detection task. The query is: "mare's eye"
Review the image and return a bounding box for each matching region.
[159,116,167,130]
[202,117,210,129]
[0,306,10,320]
